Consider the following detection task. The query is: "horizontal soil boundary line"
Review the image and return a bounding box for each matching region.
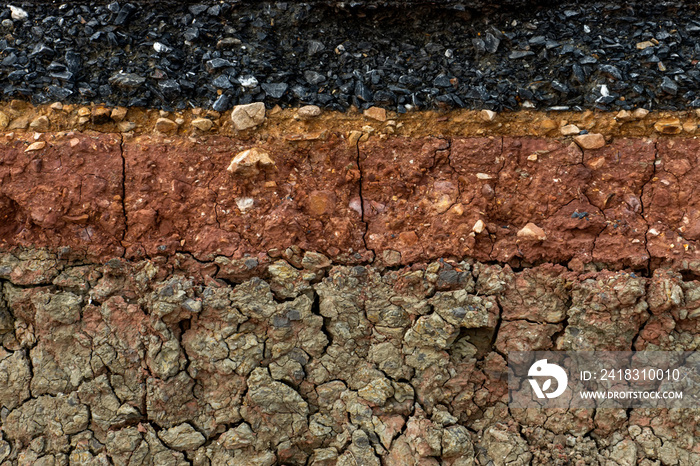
[1,102,700,138]
[1,131,700,274]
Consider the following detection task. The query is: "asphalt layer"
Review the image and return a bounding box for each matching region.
[3,1,700,112]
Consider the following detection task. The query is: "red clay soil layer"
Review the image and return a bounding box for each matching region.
[1,131,699,273]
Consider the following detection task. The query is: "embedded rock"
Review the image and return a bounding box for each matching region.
[574,133,606,150]
[231,102,266,130]
[297,105,322,118]
[154,117,178,133]
[517,223,547,241]
[228,147,276,177]
[29,115,50,132]
[191,117,214,131]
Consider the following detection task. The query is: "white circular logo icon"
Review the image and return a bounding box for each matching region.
[528,359,568,399]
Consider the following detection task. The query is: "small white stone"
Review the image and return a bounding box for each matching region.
[239,75,259,88]
[472,219,485,234]
[348,198,362,215]
[236,197,255,212]
[9,5,28,21]
[153,42,170,53]
[480,109,497,122]
[476,173,494,180]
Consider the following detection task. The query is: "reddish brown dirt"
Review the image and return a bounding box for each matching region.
[360,136,659,269]
[0,132,124,259]
[122,133,368,262]
[1,126,700,272]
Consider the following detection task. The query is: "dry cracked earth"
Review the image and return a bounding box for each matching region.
[2,1,700,465]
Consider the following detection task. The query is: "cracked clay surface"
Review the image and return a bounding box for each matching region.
[0,250,699,464]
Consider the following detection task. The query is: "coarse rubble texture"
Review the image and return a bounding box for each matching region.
[0,250,699,465]
[5,1,700,112]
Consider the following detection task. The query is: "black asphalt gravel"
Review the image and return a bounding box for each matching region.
[3,1,700,112]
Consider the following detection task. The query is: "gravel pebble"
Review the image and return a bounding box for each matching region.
[364,107,387,122]
[111,107,127,122]
[212,95,230,113]
[25,141,46,152]
[560,124,580,136]
[231,102,266,130]
[9,5,28,21]
[574,133,606,149]
[654,118,682,134]
[297,105,322,118]
[480,109,496,121]
[155,117,178,133]
[517,222,546,241]
[29,116,49,132]
[633,108,650,120]
[227,148,275,177]
[191,118,214,131]
[661,77,678,96]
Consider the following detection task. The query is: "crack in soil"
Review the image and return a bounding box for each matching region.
[119,132,128,247]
